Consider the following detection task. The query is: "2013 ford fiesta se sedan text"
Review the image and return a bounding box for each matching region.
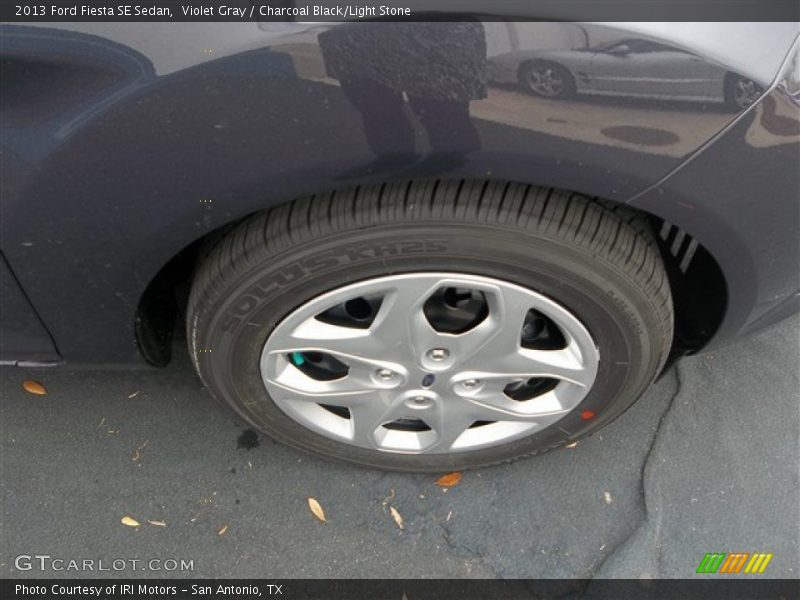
[1,20,798,471]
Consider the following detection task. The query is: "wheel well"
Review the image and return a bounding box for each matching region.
[646,216,727,365]
[134,218,245,366]
[134,182,727,367]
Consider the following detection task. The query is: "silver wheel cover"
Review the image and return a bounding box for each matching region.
[260,273,599,454]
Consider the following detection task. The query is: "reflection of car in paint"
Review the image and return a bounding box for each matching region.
[489,38,763,109]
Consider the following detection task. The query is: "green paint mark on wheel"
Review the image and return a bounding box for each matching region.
[290,352,305,366]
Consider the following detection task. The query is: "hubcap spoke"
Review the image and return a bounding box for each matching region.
[264,356,400,401]
[457,285,597,387]
[349,397,397,447]
[467,396,569,422]
[367,277,444,363]
[453,376,567,415]
[518,346,593,387]
[425,405,478,451]
[266,357,364,399]
[266,318,390,364]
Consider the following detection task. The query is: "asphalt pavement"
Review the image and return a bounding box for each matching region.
[1,317,797,579]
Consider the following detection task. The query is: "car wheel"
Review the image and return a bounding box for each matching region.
[187,181,673,471]
[520,62,576,99]
[725,73,763,110]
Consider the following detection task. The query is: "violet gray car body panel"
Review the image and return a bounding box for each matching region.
[0,253,60,363]
[0,21,798,366]
[629,37,800,347]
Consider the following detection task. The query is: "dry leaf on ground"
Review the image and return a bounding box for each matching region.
[435,472,463,488]
[121,516,140,527]
[604,491,613,504]
[218,525,229,536]
[132,440,148,462]
[147,520,167,527]
[389,506,404,530]
[23,380,47,395]
[381,488,396,507]
[565,442,579,449]
[307,497,327,522]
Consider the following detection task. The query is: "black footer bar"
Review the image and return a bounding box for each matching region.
[3,579,800,600]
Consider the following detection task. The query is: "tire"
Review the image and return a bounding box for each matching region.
[519,61,576,99]
[724,73,763,111]
[187,181,673,471]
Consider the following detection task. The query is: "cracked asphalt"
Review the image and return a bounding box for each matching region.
[1,317,797,579]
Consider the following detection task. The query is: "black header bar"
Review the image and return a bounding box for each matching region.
[2,0,800,22]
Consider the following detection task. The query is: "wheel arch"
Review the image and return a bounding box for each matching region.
[135,180,727,368]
